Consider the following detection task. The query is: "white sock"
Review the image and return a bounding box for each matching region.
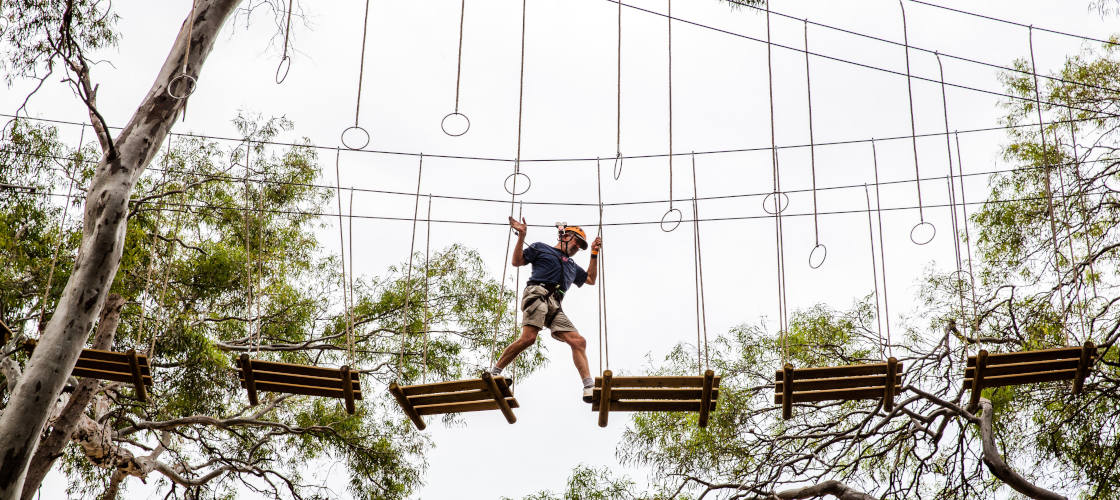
[489,366,503,375]
[582,377,594,388]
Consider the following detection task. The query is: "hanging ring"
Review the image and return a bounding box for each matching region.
[612,151,623,180]
[441,112,470,136]
[808,243,827,269]
[275,55,292,84]
[659,207,683,232]
[762,191,790,214]
[167,73,197,100]
[341,126,370,150]
[910,221,936,245]
[504,172,531,195]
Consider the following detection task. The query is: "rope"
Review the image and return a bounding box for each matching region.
[243,140,255,353]
[139,136,170,353]
[765,0,789,361]
[398,154,424,376]
[422,194,433,384]
[870,140,893,356]
[667,0,673,212]
[615,0,623,179]
[354,0,372,128]
[863,184,885,359]
[935,53,969,339]
[596,159,606,373]
[1066,108,1098,299]
[254,142,267,352]
[803,20,825,268]
[276,0,294,84]
[1027,26,1069,345]
[510,201,523,394]
[453,0,467,113]
[37,125,83,331]
[899,1,926,225]
[690,153,710,372]
[953,133,979,327]
[334,149,353,364]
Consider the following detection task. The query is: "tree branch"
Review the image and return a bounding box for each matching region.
[976,398,1067,500]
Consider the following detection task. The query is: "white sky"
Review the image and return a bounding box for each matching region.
[10,0,1116,498]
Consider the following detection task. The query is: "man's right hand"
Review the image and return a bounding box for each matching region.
[509,216,527,235]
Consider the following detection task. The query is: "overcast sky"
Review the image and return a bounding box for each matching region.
[10,0,1117,498]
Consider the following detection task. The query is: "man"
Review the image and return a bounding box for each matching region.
[485,217,602,402]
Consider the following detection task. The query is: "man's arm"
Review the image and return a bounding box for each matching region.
[585,236,602,285]
[510,217,528,266]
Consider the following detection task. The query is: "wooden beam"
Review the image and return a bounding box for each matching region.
[968,350,987,411]
[243,358,360,380]
[1073,341,1095,395]
[598,370,612,428]
[593,387,719,400]
[407,388,493,406]
[240,354,258,406]
[600,375,719,388]
[590,400,717,412]
[481,371,516,424]
[967,346,1081,366]
[75,357,152,376]
[413,398,521,415]
[341,366,356,415]
[883,357,898,411]
[699,370,714,428]
[71,367,153,385]
[389,382,426,430]
[775,386,887,404]
[126,349,148,403]
[241,380,363,399]
[965,358,1078,378]
[782,364,794,420]
[774,374,900,393]
[775,362,899,380]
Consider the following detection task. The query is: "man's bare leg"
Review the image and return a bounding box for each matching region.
[493,325,540,370]
[553,331,590,380]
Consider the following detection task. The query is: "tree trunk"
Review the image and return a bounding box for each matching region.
[20,294,123,499]
[0,2,241,498]
[770,480,876,500]
[977,398,1066,500]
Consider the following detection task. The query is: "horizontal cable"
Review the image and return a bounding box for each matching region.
[908,0,1120,47]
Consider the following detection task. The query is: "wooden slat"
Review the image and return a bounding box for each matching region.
[341,366,356,415]
[782,364,794,420]
[481,371,516,424]
[967,347,1082,367]
[414,398,520,416]
[775,386,888,404]
[965,358,1078,379]
[241,358,360,380]
[598,370,612,427]
[699,370,715,428]
[72,366,153,385]
[407,388,494,406]
[239,370,361,391]
[389,382,425,430]
[775,362,900,381]
[240,354,258,406]
[594,376,721,388]
[78,347,150,365]
[399,377,512,397]
[242,380,364,399]
[591,400,717,412]
[75,357,152,376]
[968,350,987,410]
[883,357,898,411]
[775,374,900,393]
[1074,341,1095,395]
[127,349,148,403]
[594,387,721,401]
[963,368,1077,390]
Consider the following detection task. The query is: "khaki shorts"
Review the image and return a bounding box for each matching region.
[521,285,577,339]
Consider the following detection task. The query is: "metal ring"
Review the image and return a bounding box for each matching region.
[808,243,827,269]
[761,191,790,214]
[167,73,197,100]
[910,221,936,245]
[504,172,531,195]
[341,126,370,150]
[275,55,291,84]
[612,152,623,180]
[441,112,470,136]
[659,208,683,232]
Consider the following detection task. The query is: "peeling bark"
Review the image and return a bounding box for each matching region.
[0,2,242,498]
[768,480,877,500]
[977,399,1066,500]
[21,294,123,499]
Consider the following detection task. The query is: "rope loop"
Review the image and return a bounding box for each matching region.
[503,169,531,196]
[167,74,197,100]
[659,207,682,232]
[910,220,936,245]
[275,55,292,84]
[761,191,789,214]
[341,126,370,150]
[441,112,470,137]
[612,151,623,180]
[808,243,827,269]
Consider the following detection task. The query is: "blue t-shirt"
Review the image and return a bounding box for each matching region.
[522,242,587,292]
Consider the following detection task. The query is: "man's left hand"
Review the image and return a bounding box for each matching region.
[591,237,602,253]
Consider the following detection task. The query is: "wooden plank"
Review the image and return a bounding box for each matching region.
[400,378,508,397]
[775,386,888,404]
[967,350,987,411]
[75,357,152,376]
[389,382,425,430]
[775,362,900,381]
[598,370,612,428]
[883,357,898,411]
[240,370,361,391]
[964,368,1077,390]
[595,376,721,389]
[243,380,365,399]
[414,398,521,416]
[239,354,258,406]
[699,370,714,428]
[407,389,494,406]
[127,349,148,403]
[965,358,1078,378]
[775,374,900,393]
[594,387,721,401]
[1073,341,1095,395]
[481,371,516,424]
[591,400,716,412]
[243,359,360,380]
[967,346,1081,367]
[782,364,794,420]
[341,366,356,415]
[71,367,153,385]
[78,347,150,365]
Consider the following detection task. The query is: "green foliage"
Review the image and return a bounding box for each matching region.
[0,0,119,86]
[508,465,643,500]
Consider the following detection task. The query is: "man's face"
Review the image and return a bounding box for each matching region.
[559,233,582,257]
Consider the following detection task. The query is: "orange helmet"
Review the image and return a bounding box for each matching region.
[559,225,589,250]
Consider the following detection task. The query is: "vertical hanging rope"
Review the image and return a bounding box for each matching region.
[243,140,255,352]
[341,0,373,149]
[398,155,424,376]
[334,149,353,365]
[38,125,84,331]
[935,53,969,338]
[139,136,171,354]
[667,0,673,213]
[898,1,929,238]
[422,194,433,383]
[453,0,467,114]
[803,20,825,269]
[348,179,356,361]
[864,184,885,358]
[596,159,607,373]
[614,0,623,179]
[1066,108,1098,300]
[1030,27,1066,343]
[690,153,710,372]
[509,201,524,393]
[954,133,979,327]
[871,140,893,356]
[764,0,789,360]
[275,0,294,84]
[151,192,185,357]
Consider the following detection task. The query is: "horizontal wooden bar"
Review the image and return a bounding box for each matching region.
[237,358,359,381]
[594,376,721,389]
[967,347,1085,367]
[242,380,364,400]
[399,377,512,397]
[77,347,150,364]
[72,366,153,386]
[775,362,902,381]
[591,400,717,412]
[407,389,494,406]
[592,387,720,402]
[774,386,889,404]
[75,358,151,376]
[414,398,520,416]
[964,368,1077,389]
[775,374,901,393]
[964,358,1078,379]
[240,370,360,391]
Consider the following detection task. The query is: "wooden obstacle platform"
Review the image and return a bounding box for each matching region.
[774,358,902,419]
[590,370,720,428]
[26,339,153,402]
[389,372,517,431]
[236,354,362,414]
[964,342,1097,410]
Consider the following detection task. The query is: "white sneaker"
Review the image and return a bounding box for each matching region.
[582,386,594,403]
